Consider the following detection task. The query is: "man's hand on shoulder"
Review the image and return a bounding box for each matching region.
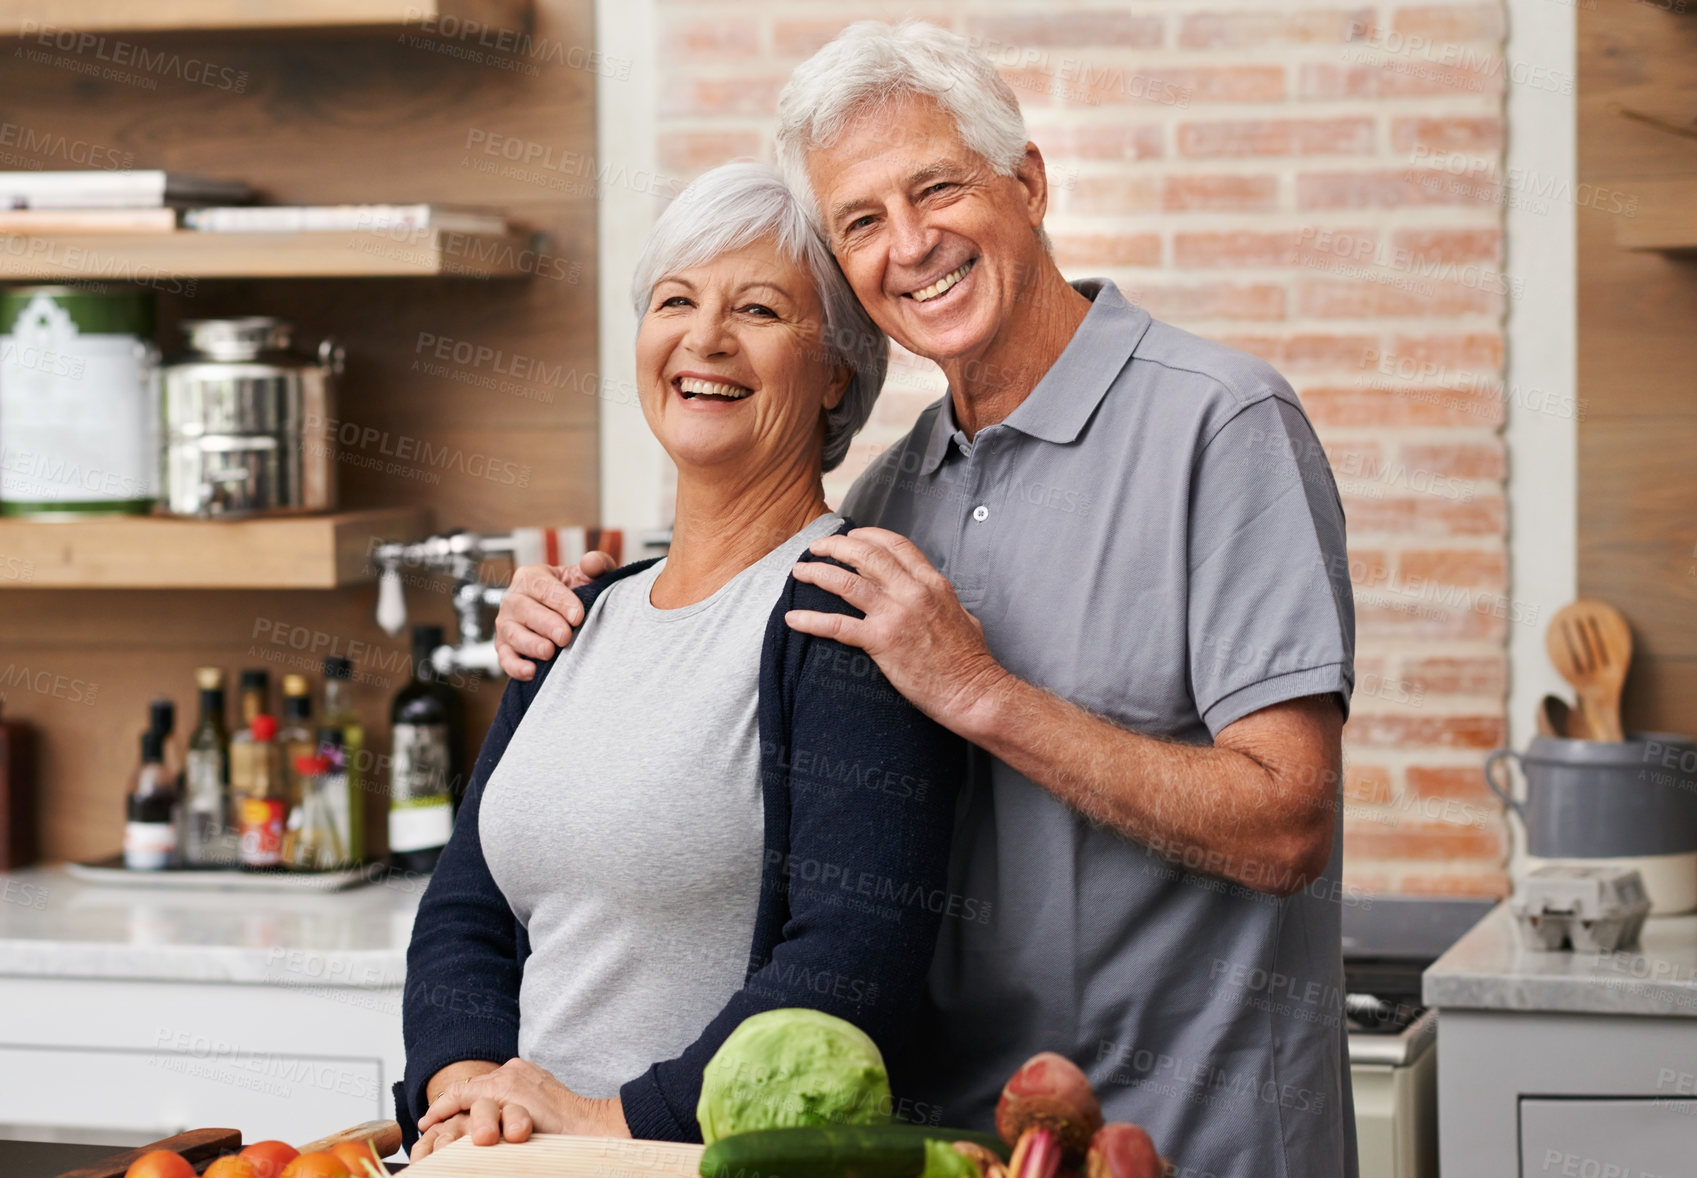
[785,527,1009,731]
[493,551,619,680]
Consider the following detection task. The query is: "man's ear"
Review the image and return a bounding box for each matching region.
[1015,141,1049,228]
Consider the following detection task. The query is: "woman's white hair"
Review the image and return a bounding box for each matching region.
[631,162,888,473]
[775,20,1030,231]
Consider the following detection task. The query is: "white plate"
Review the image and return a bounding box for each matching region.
[65,855,386,893]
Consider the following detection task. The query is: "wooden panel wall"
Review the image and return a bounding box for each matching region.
[0,4,602,862]
[1578,2,1697,736]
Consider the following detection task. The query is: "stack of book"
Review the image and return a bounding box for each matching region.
[0,170,252,233]
[184,204,509,236]
[0,170,509,238]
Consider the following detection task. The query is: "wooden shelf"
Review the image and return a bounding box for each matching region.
[0,507,427,589]
[0,228,543,280]
[0,1,531,37]
[1616,178,1697,252]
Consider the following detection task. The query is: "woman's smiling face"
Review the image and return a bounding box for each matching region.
[636,237,848,478]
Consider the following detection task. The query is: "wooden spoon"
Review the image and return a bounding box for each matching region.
[1545,600,1632,741]
[1536,694,1573,738]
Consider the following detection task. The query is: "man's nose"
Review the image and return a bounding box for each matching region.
[888,205,938,269]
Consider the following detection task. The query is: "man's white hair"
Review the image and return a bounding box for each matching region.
[775,20,1030,232]
[630,162,888,473]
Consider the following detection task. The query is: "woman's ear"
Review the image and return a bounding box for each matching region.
[822,361,852,412]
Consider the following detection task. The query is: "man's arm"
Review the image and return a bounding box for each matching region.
[786,528,1343,897]
[966,678,1341,895]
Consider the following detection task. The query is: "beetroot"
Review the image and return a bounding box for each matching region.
[1084,1123,1162,1178]
[951,1142,1006,1177]
[996,1052,1105,1159]
[1007,1127,1062,1178]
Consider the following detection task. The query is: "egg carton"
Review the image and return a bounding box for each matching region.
[1509,864,1651,953]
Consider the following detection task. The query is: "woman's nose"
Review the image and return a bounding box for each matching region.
[682,310,738,357]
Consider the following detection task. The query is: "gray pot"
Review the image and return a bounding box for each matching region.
[1485,733,1697,859]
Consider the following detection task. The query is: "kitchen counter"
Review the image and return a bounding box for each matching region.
[1423,900,1697,1016]
[1423,901,1697,1177]
[0,866,420,986]
[0,866,421,1142]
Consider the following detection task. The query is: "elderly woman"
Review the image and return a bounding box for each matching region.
[396,163,965,1155]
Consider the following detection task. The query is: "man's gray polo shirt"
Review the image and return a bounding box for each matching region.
[842,279,1358,1178]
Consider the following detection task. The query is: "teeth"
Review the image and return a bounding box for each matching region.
[678,377,752,400]
[908,260,973,303]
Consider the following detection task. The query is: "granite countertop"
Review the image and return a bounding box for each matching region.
[1424,901,1697,1017]
[0,866,421,986]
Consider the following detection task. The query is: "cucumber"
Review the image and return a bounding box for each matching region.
[700,1124,1010,1178]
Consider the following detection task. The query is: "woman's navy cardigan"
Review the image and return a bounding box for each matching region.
[395,520,966,1147]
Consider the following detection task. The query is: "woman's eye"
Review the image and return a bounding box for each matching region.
[741,304,777,318]
[658,295,692,309]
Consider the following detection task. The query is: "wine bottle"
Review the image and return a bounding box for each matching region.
[386,626,466,873]
[182,667,234,867]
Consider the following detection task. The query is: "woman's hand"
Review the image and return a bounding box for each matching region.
[413,1060,499,1161]
[417,1058,631,1152]
[412,1111,478,1161]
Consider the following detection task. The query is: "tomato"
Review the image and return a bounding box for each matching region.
[125,1151,196,1178]
[279,1152,351,1178]
[240,1141,301,1178]
[205,1157,260,1178]
[328,1140,385,1177]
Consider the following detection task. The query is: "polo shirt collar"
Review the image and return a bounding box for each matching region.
[916,279,1151,475]
[919,392,964,474]
[1003,278,1150,444]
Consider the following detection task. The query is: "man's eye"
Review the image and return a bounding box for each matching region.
[923,182,953,197]
[846,215,876,233]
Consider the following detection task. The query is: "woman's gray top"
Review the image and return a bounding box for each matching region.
[480,512,843,1095]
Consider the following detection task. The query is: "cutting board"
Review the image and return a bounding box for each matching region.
[404,1134,706,1178]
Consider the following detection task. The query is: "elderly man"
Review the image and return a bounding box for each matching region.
[495,21,1357,1178]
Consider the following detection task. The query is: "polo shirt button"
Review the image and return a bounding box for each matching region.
[972,505,989,522]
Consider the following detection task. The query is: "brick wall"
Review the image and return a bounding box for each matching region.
[652,2,1511,897]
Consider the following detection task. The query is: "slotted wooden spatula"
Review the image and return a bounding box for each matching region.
[1545,600,1631,741]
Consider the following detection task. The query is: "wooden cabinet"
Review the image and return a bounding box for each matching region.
[1577,0,1697,734]
[0,0,599,863]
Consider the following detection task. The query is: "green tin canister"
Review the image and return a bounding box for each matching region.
[0,285,160,516]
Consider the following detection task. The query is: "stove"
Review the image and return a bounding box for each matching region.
[1342,897,1496,1178]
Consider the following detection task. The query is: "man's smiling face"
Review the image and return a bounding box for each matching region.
[804,96,1049,368]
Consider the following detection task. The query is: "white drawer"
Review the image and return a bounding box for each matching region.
[1520,1097,1697,1177]
[0,1043,382,1142]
